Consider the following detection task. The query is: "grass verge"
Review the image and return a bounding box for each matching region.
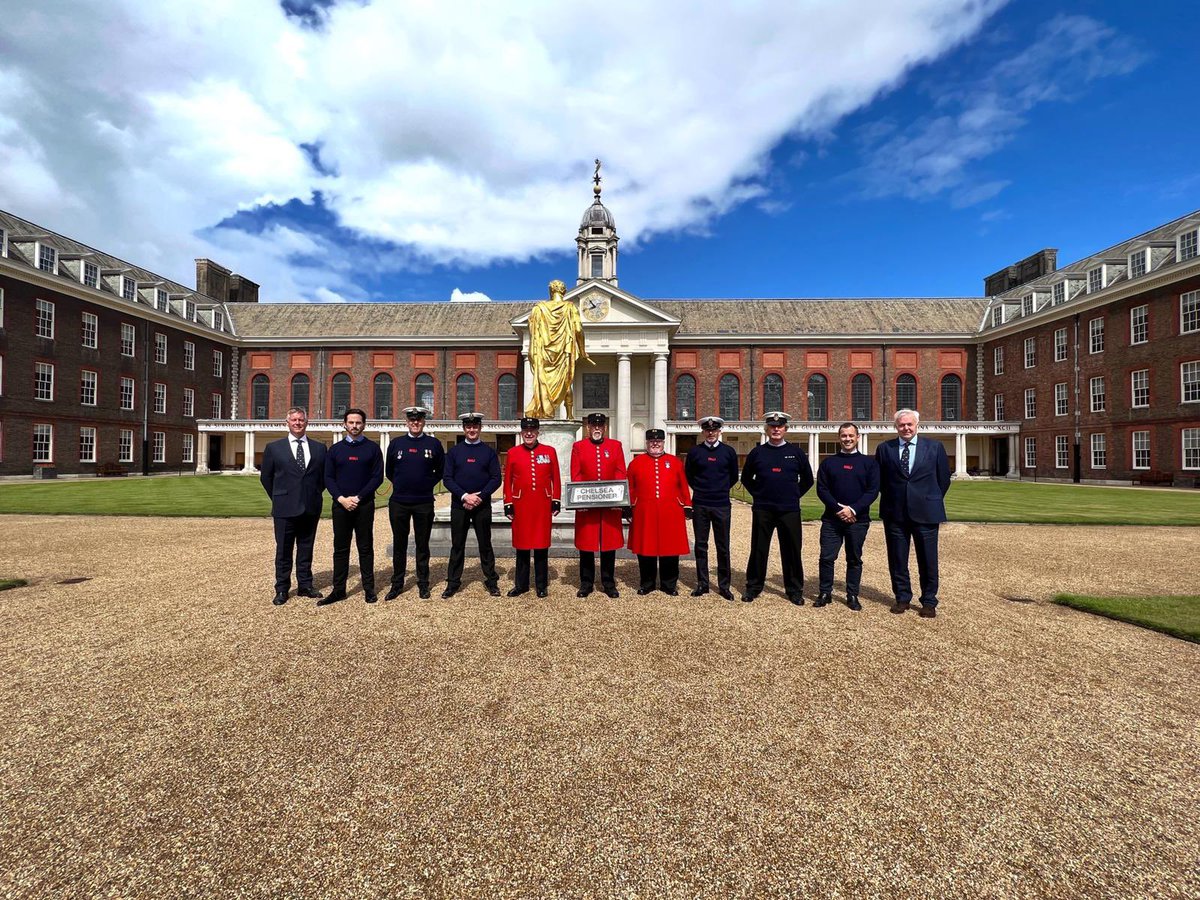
[1054,593,1200,643]
[0,579,29,591]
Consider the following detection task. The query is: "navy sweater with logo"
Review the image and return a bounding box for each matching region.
[324,437,384,501]
[815,451,880,522]
[740,441,814,512]
[384,433,445,503]
[443,441,501,509]
[684,441,740,508]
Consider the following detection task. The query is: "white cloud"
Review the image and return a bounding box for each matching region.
[0,0,1006,299]
[449,288,493,303]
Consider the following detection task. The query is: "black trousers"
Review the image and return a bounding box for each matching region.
[882,517,940,607]
[446,503,499,589]
[818,518,870,597]
[514,548,549,592]
[273,512,320,594]
[579,550,617,592]
[637,555,679,592]
[331,497,375,593]
[691,504,732,592]
[744,507,804,600]
[388,500,434,590]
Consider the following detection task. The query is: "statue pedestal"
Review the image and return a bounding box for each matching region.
[534,419,582,496]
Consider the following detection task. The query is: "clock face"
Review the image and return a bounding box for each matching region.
[582,293,611,322]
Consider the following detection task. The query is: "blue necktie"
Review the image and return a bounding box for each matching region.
[900,442,911,475]
[294,439,305,469]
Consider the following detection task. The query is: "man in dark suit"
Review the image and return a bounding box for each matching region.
[875,408,951,618]
[260,406,328,606]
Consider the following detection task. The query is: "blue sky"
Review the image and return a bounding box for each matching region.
[2,1,1197,303]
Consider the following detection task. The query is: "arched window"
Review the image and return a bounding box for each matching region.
[675,374,696,420]
[851,374,873,421]
[719,374,740,421]
[290,373,310,414]
[373,373,394,420]
[896,373,917,412]
[763,373,784,413]
[331,373,351,419]
[251,374,270,420]
[414,373,434,411]
[806,374,827,421]
[941,374,962,421]
[497,374,518,420]
[456,373,476,416]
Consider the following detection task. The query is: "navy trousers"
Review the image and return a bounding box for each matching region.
[882,517,940,607]
[273,512,320,594]
[691,504,732,592]
[818,519,870,597]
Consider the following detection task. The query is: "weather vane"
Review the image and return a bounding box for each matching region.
[593,158,602,195]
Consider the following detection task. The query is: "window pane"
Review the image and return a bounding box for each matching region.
[374,374,394,419]
[583,373,610,409]
[806,374,827,421]
[252,375,270,420]
[763,374,783,412]
[331,373,351,418]
[719,375,740,421]
[851,375,872,420]
[498,374,518,419]
[415,374,434,410]
[941,375,961,421]
[456,374,476,416]
[291,374,310,413]
[896,374,916,411]
[674,374,695,420]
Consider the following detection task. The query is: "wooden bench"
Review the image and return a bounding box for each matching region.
[96,463,129,477]
[1133,470,1173,486]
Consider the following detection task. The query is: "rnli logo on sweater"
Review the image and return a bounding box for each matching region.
[467,457,477,464]
[843,464,854,470]
[772,468,782,473]
[349,456,359,462]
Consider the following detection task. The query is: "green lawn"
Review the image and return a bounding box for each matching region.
[0,579,29,591]
[1054,594,1200,643]
[0,476,1195,523]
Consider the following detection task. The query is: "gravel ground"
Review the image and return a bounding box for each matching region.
[0,505,1197,899]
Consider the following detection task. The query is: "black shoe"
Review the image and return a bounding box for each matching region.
[890,601,911,614]
[384,587,403,601]
[272,592,287,606]
[637,588,653,596]
[507,587,528,597]
[364,593,378,604]
[741,593,758,603]
[486,584,501,597]
[691,587,708,597]
[297,587,323,600]
[663,589,678,596]
[788,596,806,606]
[847,596,862,611]
[536,589,548,598]
[441,587,458,599]
[918,605,937,619]
[418,586,431,600]
[719,589,735,602]
[576,588,592,598]
[813,593,832,608]
[317,589,347,606]
[604,588,620,599]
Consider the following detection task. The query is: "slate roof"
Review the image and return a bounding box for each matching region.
[227,301,531,339]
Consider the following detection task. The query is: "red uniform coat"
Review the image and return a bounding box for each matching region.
[503,442,561,550]
[627,452,692,557]
[570,437,627,552]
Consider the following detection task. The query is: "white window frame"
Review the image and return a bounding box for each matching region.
[1023,337,1036,368]
[120,376,135,411]
[152,431,166,463]
[182,433,194,464]
[1052,281,1065,306]
[121,323,135,357]
[154,333,167,364]
[1131,369,1149,408]
[1128,248,1147,279]
[1055,435,1069,470]
[993,346,1004,375]
[34,361,54,401]
[0,286,4,326]
[1182,360,1200,404]
[36,298,55,339]
[79,426,96,464]
[119,429,134,463]
[1054,382,1068,417]
[1183,428,1200,470]
[1054,327,1067,362]
[1087,266,1104,293]
[121,275,138,301]
[1021,294,1034,317]
[154,382,167,415]
[1182,290,1200,335]
[82,260,100,289]
[1088,317,1104,354]
[37,243,57,274]
[1089,376,1106,413]
[1024,388,1036,419]
[183,388,195,418]
[185,300,196,322]
[1023,436,1036,469]
[81,312,98,349]
[993,393,1004,420]
[211,393,223,419]
[1178,229,1198,262]
[183,341,195,371]
[213,310,225,332]
[33,424,53,463]
[1090,433,1106,469]
[155,288,169,313]
[212,351,224,378]
[1130,305,1148,345]
[80,370,97,407]
[1131,431,1150,471]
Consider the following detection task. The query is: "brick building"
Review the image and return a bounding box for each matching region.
[1,193,1196,484]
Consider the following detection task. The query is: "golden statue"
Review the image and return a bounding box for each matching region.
[526,279,592,419]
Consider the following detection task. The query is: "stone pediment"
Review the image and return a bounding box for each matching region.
[510,280,679,330]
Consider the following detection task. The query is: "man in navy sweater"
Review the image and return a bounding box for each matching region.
[814,422,879,611]
[322,407,384,605]
[384,407,445,600]
[684,415,739,600]
[740,411,814,604]
[441,413,502,598]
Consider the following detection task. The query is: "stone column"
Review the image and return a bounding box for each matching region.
[1007,434,1019,477]
[859,431,870,454]
[195,431,210,475]
[522,353,533,414]
[617,353,632,450]
[955,432,968,477]
[241,430,257,473]
[808,432,819,464]
[653,352,668,431]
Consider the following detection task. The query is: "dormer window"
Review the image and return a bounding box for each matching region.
[37,244,57,274]
[213,310,225,332]
[121,275,137,301]
[155,288,169,312]
[1128,247,1148,279]
[82,261,99,289]
[1180,228,1198,262]
[1021,294,1034,317]
[185,299,196,321]
[1052,282,1065,306]
[0,227,6,257]
[1087,266,1104,293]
[990,306,1006,328]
